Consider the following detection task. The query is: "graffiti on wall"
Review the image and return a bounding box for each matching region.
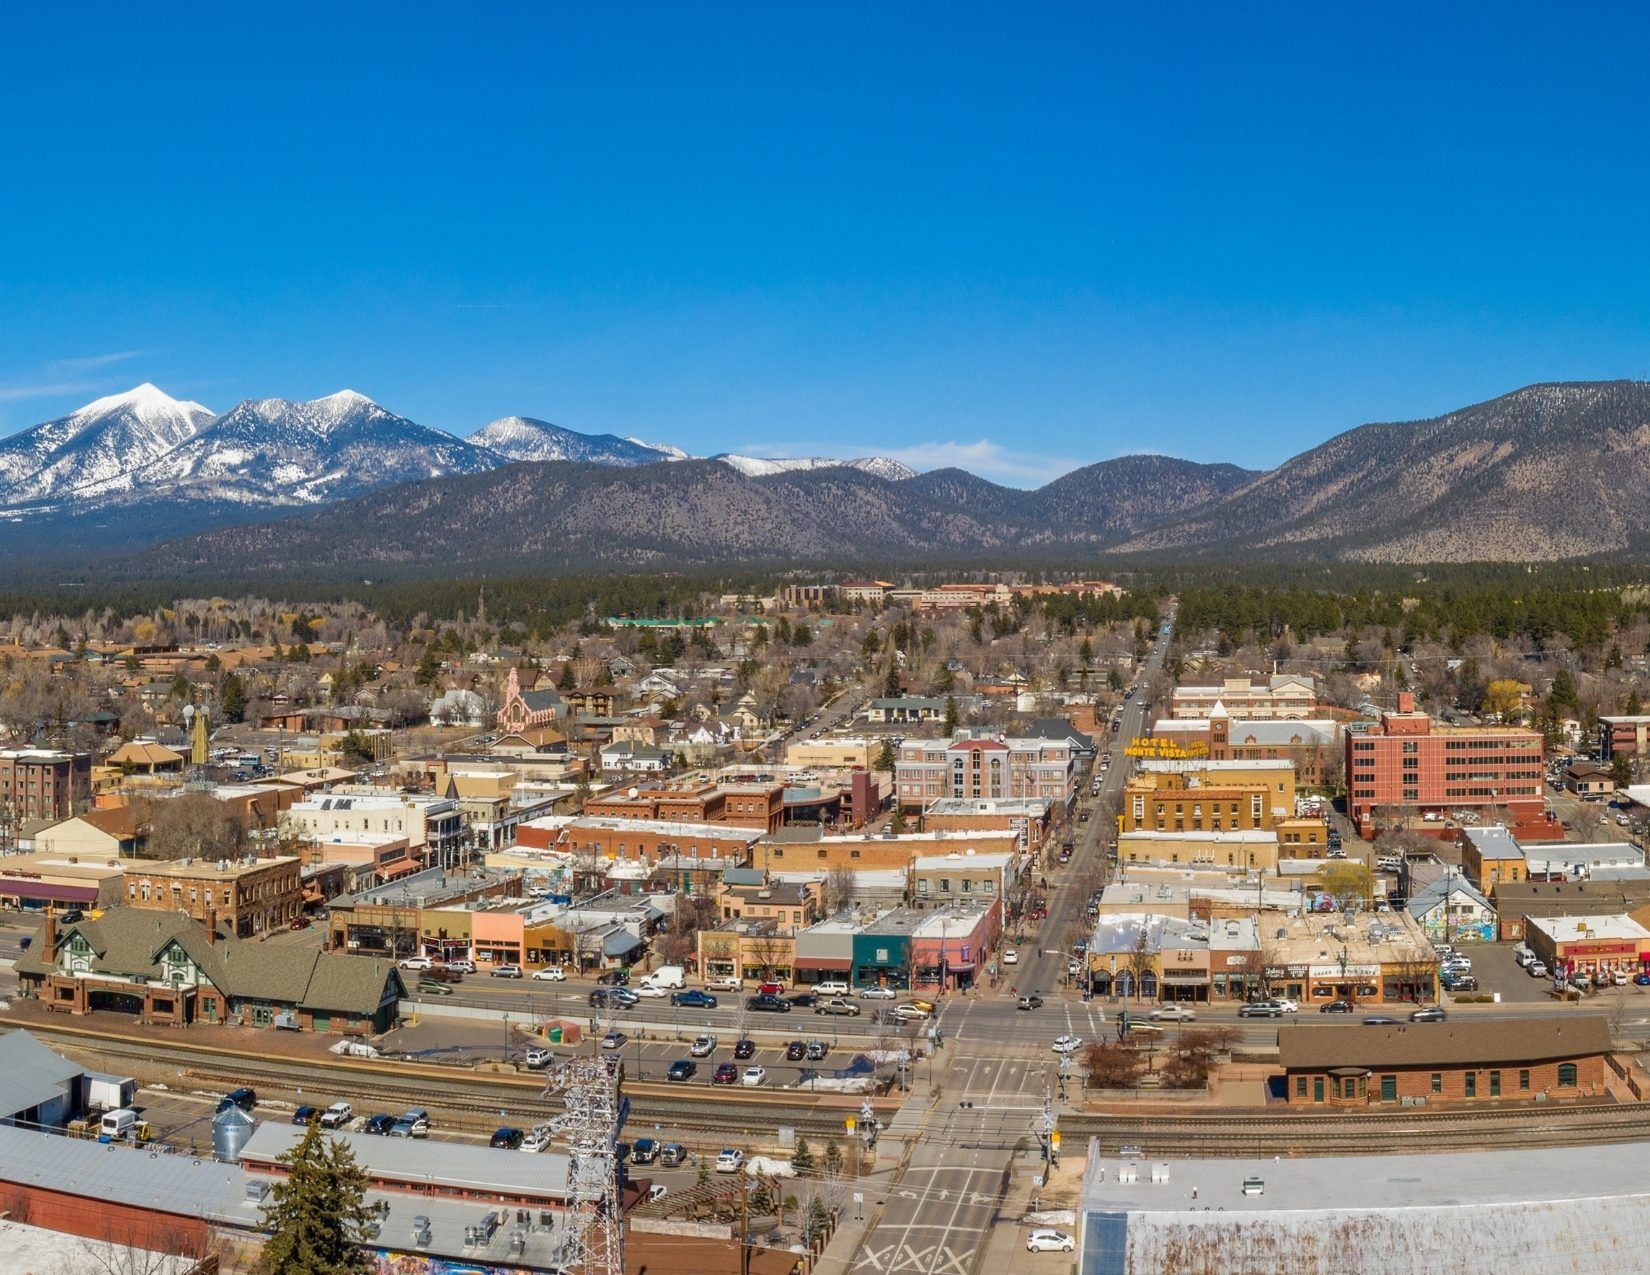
[367,1249,535,1275]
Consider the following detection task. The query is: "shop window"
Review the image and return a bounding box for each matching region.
[1558,1063,1578,1088]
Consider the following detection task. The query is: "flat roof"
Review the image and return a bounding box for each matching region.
[242,1124,571,1199]
[1121,829,1279,843]
[923,797,1051,816]
[1526,913,1650,942]
[911,851,1014,869]
[568,815,761,842]
[127,855,298,878]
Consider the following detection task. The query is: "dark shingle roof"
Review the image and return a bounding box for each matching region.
[1278,1017,1611,1070]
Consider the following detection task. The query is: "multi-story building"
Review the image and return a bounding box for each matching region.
[1169,675,1317,721]
[518,815,760,875]
[841,580,893,605]
[1599,714,1650,760]
[0,749,91,828]
[785,737,880,770]
[909,850,1017,910]
[1345,693,1544,837]
[285,793,465,869]
[121,854,303,937]
[584,781,786,834]
[894,733,1076,811]
[1152,713,1343,785]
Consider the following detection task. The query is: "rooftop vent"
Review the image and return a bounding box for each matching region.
[1241,1176,1264,1196]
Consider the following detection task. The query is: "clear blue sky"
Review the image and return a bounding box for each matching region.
[4,3,1650,484]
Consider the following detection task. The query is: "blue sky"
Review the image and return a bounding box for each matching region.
[4,3,1650,485]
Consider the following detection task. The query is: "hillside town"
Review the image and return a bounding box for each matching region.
[2,576,1650,1270]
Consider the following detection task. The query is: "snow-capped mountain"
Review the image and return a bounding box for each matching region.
[93,390,501,506]
[0,384,215,504]
[714,453,917,481]
[470,416,677,466]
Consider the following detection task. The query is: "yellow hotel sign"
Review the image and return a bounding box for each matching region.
[1123,737,1210,759]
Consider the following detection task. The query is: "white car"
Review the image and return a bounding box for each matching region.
[715,1148,745,1173]
[857,985,896,1000]
[1003,949,1019,966]
[531,966,567,982]
[398,956,437,970]
[520,1129,552,1153]
[1026,1228,1074,1253]
[1148,1005,1196,1021]
[634,983,669,998]
[1051,1035,1082,1055]
[741,1066,767,1087]
[1272,998,1300,1013]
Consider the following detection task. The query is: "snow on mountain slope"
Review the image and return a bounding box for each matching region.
[95,390,502,506]
[470,416,676,466]
[0,384,215,503]
[714,453,916,480]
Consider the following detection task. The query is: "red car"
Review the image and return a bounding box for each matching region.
[712,1063,738,1085]
[758,981,785,996]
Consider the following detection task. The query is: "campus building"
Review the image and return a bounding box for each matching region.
[1168,674,1316,720]
[894,733,1077,810]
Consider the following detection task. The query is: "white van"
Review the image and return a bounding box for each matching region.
[100,1108,138,1139]
[641,965,685,991]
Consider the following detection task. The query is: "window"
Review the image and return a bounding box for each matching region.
[1380,1074,1397,1102]
[917,879,930,894]
[1464,1072,1476,1098]
[1431,1073,1442,1094]
[1295,1076,1306,1098]
[1519,1069,1530,1091]
[1489,1070,1500,1097]
[1558,1063,1578,1088]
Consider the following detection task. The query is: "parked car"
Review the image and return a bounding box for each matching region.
[362,1113,398,1135]
[741,1066,768,1087]
[217,1088,257,1114]
[524,1045,554,1070]
[1051,1035,1082,1054]
[758,981,786,996]
[601,1030,627,1051]
[856,985,896,1000]
[445,958,476,974]
[531,966,567,981]
[596,970,630,986]
[672,989,719,1009]
[1026,1229,1075,1253]
[398,956,438,970]
[520,1129,552,1154]
[805,1040,829,1061]
[490,1127,525,1149]
[1148,1005,1196,1022]
[1528,962,1549,978]
[1003,949,1019,966]
[785,1040,807,1061]
[715,1149,745,1173]
[689,1034,718,1057]
[713,1063,739,1085]
[747,994,792,1013]
[291,1105,318,1125]
[634,982,670,998]
[319,1102,354,1128]
[1320,1000,1355,1014]
[1017,994,1045,1011]
[666,1059,698,1082]
[734,1038,757,1059]
[491,964,524,979]
[706,976,743,991]
[590,987,639,1008]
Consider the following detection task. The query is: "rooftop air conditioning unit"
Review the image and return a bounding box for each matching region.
[1241,1177,1265,1196]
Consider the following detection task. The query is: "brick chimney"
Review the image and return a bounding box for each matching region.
[41,912,56,954]
[1397,691,1416,714]
[204,907,217,945]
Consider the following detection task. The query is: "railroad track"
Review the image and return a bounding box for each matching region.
[1064,1102,1650,1157]
[10,1021,877,1141]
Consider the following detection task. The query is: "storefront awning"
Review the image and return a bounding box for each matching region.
[0,880,97,903]
[1160,974,1208,985]
[792,956,851,971]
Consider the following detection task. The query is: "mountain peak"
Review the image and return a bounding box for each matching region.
[74,382,214,421]
[318,389,373,406]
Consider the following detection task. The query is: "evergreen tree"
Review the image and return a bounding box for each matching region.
[1628,690,1644,717]
[883,662,902,699]
[874,741,896,773]
[254,1122,373,1275]
[823,1138,844,1175]
[414,646,442,687]
[791,1136,815,1172]
[220,673,248,724]
[557,662,576,691]
[1612,752,1634,790]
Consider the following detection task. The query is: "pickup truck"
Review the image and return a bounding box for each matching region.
[813,997,862,1016]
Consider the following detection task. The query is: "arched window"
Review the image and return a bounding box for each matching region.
[1557,1063,1578,1088]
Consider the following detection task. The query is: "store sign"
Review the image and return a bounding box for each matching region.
[1565,940,1638,957]
[1124,737,1210,759]
[1308,963,1380,979]
[1265,964,1310,979]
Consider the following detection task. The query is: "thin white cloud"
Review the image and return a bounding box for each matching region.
[734,437,1079,487]
[0,380,113,404]
[44,350,149,374]
[0,351,151,404]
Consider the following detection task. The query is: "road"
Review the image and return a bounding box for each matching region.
[845,603,1177,1274]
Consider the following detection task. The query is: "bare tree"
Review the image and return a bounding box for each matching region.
[131,794,250,862]
[824,865,856,914]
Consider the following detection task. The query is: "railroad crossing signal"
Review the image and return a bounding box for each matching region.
[846,1116,856,1133]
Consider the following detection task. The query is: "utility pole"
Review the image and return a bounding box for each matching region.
[546,1050,624,1274]
[1040,1079,1056,1177]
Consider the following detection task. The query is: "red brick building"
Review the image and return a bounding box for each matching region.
[1345,693,1544,837]
[585,781,786,834]
[0,748,90,826]
[1279,1017,1611,1106]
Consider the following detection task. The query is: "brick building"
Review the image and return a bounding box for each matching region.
[894,733,1076,811]
[1345,693,1544,837]
[1525,913,1650,979]
[1153,713,1342,785]
[1169,675,1316,721]
[585,780,786,834]
[0,748,90,827]
[1279,1017,1612,1107]
[121,855,303,937]
[1599,714,1650,760]
[519,815,760,872]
